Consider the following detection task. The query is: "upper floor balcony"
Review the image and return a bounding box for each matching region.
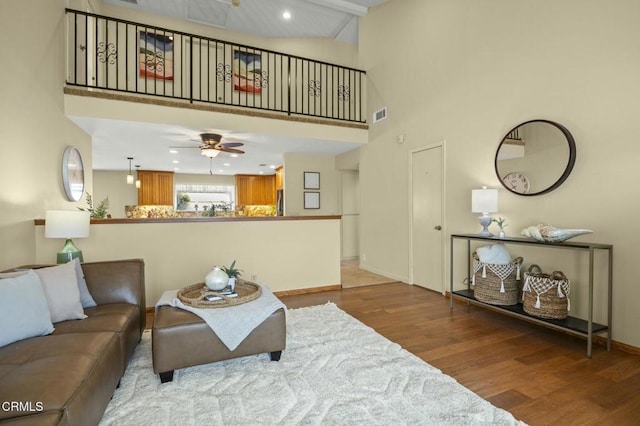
[65,9,367,127]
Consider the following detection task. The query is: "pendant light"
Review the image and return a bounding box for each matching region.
[135,165,141,189]
[126,157,134,184]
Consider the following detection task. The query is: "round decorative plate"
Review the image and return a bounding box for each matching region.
[62,146,85,202]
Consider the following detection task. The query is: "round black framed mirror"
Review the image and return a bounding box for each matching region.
[495,119,576,196]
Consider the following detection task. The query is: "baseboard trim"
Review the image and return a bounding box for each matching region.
[274,285,341,297]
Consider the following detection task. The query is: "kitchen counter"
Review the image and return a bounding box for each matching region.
[34,215,340,225]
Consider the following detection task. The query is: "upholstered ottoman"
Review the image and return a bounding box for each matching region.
[152,305,286,383]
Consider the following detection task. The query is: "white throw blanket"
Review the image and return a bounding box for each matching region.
[155,283,286,351]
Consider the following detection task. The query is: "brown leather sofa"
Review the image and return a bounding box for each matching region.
[0,259,146,426]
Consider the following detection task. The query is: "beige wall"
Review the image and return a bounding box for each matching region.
[282,153,340,216]
[93,170,138,218]
[360,0,640,347]
[0,0,92,269]
[35,218,341,306]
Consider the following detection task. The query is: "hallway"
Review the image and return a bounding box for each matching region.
[340,259,399,288]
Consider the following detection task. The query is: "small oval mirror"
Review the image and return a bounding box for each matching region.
[495,120,576,196]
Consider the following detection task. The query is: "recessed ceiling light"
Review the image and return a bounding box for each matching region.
[282,10,292,20]
[269,165,276,169]
[169,150,178,154]
[230,154,239,158]
[259,171,264,174]
[224,163,230,166]
[172,160,179,164]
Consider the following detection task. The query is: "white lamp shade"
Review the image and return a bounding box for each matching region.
[45,210,90,238]
[471,188,499,214]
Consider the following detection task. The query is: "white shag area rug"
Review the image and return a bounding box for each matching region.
[101,303,525,425]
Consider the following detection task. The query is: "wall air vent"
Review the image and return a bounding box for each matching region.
[373,107,387,123]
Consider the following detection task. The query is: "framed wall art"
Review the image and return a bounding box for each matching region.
[233,49,264,93]
[304,192,320,209]
[139,30,174,80]
[303,171,320,190]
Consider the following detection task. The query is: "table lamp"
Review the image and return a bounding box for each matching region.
[45,210,90,263]
[471,187,498,236]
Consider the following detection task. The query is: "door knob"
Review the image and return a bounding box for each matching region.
[434,225,442,230]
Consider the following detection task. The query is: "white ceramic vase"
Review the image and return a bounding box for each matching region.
[228,277,236,291]
[205,267,229,291]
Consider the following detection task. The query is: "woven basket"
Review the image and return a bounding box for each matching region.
[177,279,261,309]
[472,252,523,306]
[522,265,570,319]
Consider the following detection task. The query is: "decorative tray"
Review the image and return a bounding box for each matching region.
[177,280,262,308]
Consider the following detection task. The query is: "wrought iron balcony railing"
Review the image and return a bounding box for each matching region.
[66,9,366,124]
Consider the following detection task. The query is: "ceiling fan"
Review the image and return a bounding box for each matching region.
[171,132,245,158]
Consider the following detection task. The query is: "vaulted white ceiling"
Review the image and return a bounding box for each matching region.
[104,0,387,44]
[83,0,383,175]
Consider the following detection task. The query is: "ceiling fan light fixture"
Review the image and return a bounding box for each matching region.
[201,148,220,158]
[231,0,240,6]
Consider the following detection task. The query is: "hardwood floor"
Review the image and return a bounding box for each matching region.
[144,280,640,425]
[278,283,640,426]
[340,259,396,288]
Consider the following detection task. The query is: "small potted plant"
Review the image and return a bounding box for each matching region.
[78,192,110,218]
[492,217,507,238]
[222,260,242,291]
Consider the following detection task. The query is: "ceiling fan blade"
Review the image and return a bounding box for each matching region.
[218,147,245,154]
[219,142,244,148]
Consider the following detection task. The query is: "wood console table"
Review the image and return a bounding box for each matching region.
[449,233,613,358]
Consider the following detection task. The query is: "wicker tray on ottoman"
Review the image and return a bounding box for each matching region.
[472,252,523,306]
[522,265,570,319]
[177,280,261,308]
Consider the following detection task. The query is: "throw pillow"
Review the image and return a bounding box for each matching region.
[35,261,86,323]
[72,258,97,308]
[0,270,54,348]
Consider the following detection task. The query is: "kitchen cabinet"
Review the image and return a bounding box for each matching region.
[450,233,612,358]
[235,174,276,205]
[137,170,174,205]
[275,166,284,190]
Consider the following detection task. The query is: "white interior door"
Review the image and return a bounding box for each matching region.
[411,145,444,292]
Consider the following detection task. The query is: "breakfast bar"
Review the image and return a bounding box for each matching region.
[34,215,342,306]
